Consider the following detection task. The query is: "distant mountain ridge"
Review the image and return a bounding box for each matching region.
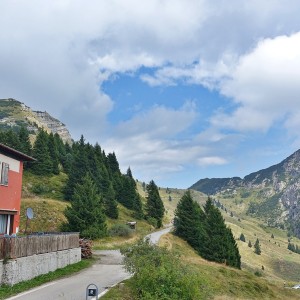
[0,98,72,143]
[190,149,300,237]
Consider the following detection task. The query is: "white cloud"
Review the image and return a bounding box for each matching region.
[101,102,231,181]
[215,32,300,132]
[2,1,300,185]
[197,156,227,166]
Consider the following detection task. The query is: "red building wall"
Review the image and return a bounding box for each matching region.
[0,160,23,234]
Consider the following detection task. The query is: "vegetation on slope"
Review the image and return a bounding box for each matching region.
[102,233,300,300]
[174,192,241,269]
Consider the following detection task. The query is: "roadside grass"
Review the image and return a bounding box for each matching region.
[102,233,300,300]
[0,259,94,300]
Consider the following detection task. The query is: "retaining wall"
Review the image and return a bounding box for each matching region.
[0,247,81,285]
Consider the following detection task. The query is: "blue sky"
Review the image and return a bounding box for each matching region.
[1,1,300,188]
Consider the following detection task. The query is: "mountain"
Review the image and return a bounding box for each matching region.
[0,98,72,143]
[190,149,300,238]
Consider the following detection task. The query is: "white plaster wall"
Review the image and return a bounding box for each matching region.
[1,248,81,286]
[0,154,20,173]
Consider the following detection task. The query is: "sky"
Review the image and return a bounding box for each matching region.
[1,1,300,188]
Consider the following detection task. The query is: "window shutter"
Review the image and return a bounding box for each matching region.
[1,162,9,185]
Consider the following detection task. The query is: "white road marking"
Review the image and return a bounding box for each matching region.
[7,282,57,299]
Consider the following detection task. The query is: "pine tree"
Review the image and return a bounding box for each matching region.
[254,238,261,255]
[145,180,165,228]
[54,133,67,168]
[240,233,246,242]
[133,193,144,219]
[48,133,60,174]
[31,129,53,175]
[63,174,107,239]
[202,197,241,268]
[103,183,118,219]
[64,135,89,200]
[18,126,32,155]
[174,190,206,251]
[248,240,252,248]
[106,152,123,202]
[224,227,241,269]
[1,129,21,150]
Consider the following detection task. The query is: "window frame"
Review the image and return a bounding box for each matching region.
[0,162,9,186]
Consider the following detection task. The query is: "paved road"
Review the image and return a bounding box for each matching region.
[145,226,172,244]
[7,227,172,300]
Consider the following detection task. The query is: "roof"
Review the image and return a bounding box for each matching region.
[0,143,36,161]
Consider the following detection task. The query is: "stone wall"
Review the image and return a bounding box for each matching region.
[0,248,81,286]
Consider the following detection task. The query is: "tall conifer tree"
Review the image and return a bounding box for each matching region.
[174,190,206,250]
[63,174,107,239]
[64,135,89,200]
[145,180,164,228]
[31,129,53,175]
[48,132,60,174]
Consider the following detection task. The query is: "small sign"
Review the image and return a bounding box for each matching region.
[86,283,98,299]
[88,289,97,296]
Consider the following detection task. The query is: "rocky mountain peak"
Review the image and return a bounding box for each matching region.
[0,98,73,144]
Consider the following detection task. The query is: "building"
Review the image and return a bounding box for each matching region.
[0,143,35,235]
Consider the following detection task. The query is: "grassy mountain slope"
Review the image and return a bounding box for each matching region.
[103,233,300,299]
[18,172,300,299]
[190,149,300,238]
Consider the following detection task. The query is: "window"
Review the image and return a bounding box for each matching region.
[0,215,8,234]
[0,162,9,185]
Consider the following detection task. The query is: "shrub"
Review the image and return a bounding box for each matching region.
[254,270,262,277]
[109,224,134,237]
[147,217,158,228]
[121,238,203,299]
[81,227,107,240]
[31,183,50,194]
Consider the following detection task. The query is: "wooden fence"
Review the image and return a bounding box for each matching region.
[0,233,79,260]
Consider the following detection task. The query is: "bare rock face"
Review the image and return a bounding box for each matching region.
[0,98,73,144]
[31,111,72,144]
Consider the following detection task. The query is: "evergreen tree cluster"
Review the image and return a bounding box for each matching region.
[0,127,66,174]
[0,128,144,221]
[0,127,32,157]
[174,192,241,269]
[288,242,300,254]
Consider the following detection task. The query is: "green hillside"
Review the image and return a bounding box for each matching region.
[20,173,300,285]
[102,233,300,299]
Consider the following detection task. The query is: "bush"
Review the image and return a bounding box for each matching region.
[109,224,134,237]
[31,183,50,194]
[254,270,262,277]
[121,238,203,299]
[147,217,158,228]
[81,227,107,240]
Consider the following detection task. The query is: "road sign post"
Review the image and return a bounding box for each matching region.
[86,283,98,299]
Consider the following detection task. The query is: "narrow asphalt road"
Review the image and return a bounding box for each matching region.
[7,227,172,300]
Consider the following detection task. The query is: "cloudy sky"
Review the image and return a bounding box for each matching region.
[2,1,300,188]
